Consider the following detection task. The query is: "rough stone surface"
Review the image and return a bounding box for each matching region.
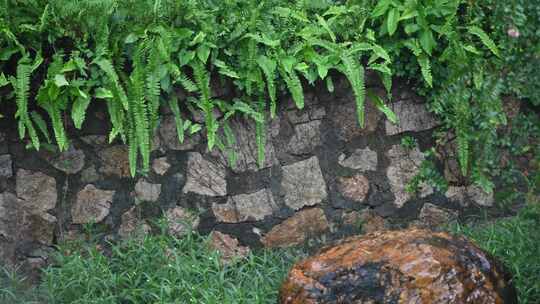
[44,147,85,174]
[337,174,370,203]
[446,186,495,207]
[80,135,108,146]
[467,185,495,207]
[0,154,13,178]
[72,185,115,224]
[16,169,57,213]
[26,212,57,245]
[134,179,161,202]
[215,117,278,173]
[0,193,57,264]
[118,207,150,239]
[261,208,329,248]
[209,231,250,264]
[183,152,227,197]
[287,106,326,124]
[98,145,131,177]
[213,189,277,223]
[152,157,171,175]
[279,228,517,304]
[287,120,322,155]
[386,145,425,207]
[166,207,199,237]
[385,100,440,135]
[417,203,458,228]
[342,209,386,234]
[159,115,201,151]
[330,94,382,141]
[80,165,100,184]
[338,148,378,171]
[281,157,328,210]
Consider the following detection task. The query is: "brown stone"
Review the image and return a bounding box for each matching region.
[134,179,161,202]
[417,203,458,228]
[16,169,57,213]
[342,210,386,234]
[165,207,199,237]
[43,146,86,174]
[152,157,171,175]
[279,228,517,304]
[337,174,370,203]
[118,207,150,239]
[330,92,383,141]
[261,208,329,248]
[208,231,250,264]
[72,185,115,224]
[98,145,131,177]
[212,189,277,223]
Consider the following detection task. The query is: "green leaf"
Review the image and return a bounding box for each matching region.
[178,50,196,66]
[419,29,436,55]
[72,96,91,129]
[371,0,392,18]
[214,59,240,78]
[468,26,501,57]
[245,33,280,47]
[54,74,69,87]
[417,55,432,87]
[368,90,397,123]
[30,111,51,143]
[316,14,336,42]
[387,8,400,36]
[0,73,8,87]
[196,45,211,63]
[95,88,114,99]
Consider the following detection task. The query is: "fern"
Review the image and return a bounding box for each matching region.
[417,55,433,87]
[339,54,365,128]
[71,96,91,129]
[256,55,277,118]
[13,62,40,149]
[468,26,501,58]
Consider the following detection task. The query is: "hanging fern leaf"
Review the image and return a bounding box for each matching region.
[417,55,433,87]
[30,111,51,143]
[256,55,277,118]
[168,97,185,144]
[339,55,366,127]
[72,96,91,129]
[467,26,501,58]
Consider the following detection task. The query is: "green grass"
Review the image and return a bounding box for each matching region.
[450,204,540,304]
[2,204,539,303]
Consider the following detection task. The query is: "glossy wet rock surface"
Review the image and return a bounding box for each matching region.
[279,228,517,304]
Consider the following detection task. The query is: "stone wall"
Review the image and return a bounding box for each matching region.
[0,76,494,269]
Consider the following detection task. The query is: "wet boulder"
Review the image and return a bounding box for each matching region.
[279,228,516,304]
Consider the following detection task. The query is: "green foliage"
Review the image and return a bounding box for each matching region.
[450,204,540,304]
[38,229,302,303]
[0,0,522,186]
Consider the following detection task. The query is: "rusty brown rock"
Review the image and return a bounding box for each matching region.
[336,174,370,203]
[208,231,250,264]
[279,228,517,304]
[261,208,329,248]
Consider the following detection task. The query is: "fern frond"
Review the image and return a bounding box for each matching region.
[192,61,218,150]
[168,97,185,144]
[417,55,433,87]
[467,26,501,58]
[339,55,365,127]
[72,96,91,129]
[256,55,277,118]
[30,111,51,143]
[279,65,304,110]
